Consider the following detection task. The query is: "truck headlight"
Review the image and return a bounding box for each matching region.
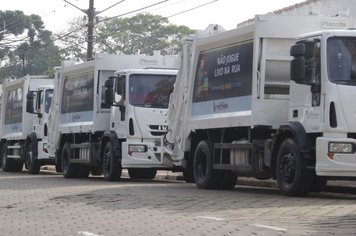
[328,142,354,153]
[128,145,148,154]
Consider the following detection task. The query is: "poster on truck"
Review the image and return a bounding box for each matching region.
[192,41,253,116]
[4,87,23,133]
[61,72,94,123]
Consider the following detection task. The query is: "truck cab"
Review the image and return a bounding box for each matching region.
[105,69,178,178]
[289,30,356,177]
[26,85,54,169]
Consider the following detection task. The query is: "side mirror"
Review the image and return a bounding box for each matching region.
[26,91,35,114]
[290,43,306,84]
[104,77,114,105]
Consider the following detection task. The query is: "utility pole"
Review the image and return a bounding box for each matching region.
[87,0,95,60]
[63,0,125,61]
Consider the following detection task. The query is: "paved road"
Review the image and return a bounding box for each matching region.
[1,170,356,236]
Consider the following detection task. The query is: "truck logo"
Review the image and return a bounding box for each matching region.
[158,125,168,131]
[213,101,229,112]
[321,20,347,29]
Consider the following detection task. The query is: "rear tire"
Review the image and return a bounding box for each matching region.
[25,142,41,174]
[62,143,79,178]
[193,140,223,189]
[102,142,122,181]
[276,138,312,196]
[219,171,237,190]
[183,159,195,183]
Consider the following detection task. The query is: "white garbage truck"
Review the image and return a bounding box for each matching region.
[44,53,178,180]
[0,75,54,173]
[165,14,356,196]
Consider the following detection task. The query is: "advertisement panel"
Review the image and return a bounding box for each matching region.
[61,72,94,123]
[4,87,23,133]
[192,41,253,116]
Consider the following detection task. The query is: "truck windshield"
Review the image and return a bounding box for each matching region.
[327,37,356,85]
[129,74,176,108]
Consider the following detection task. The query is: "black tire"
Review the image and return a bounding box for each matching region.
[193,140,223,189]
[102,142,122,181]
[128,168,157,180]
[62,143,79,178]
[276,138,312,196]
[55,162,62,173]
[183,159,195,183]
[25,142,41,174]
[219,171,237,190]
[1,143,23,172]
[1,143,10,171]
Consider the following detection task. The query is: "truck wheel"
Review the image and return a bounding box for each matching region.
[1,143,10,171]
[25,142,41,174]
[55,162,62,173]
[193,140,223,189]
[219,171,237,190]
[1,143,23,172]
[128,168,157,179]
[62,143,79,178]
[276,138,312,196]
[102,142,122,181]
[183,159,195,183]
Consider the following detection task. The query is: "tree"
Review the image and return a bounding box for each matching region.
[0,11,62,80]
[58,13,193,59]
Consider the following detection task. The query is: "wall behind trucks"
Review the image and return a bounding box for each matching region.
[0,76,52,140]
[57,53,179,135]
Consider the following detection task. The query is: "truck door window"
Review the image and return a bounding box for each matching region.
[45,89,53,114]
[115,76,126,104]
[100,70,115,109]
[304,40,321,106]
[36,90,43,112]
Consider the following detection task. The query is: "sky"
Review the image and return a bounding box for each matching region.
[1,0,305,32]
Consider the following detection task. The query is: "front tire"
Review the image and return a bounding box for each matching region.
[276,138,312,196]
[193,140,223,189]
[25,142,41,174]
[102,142,122,181]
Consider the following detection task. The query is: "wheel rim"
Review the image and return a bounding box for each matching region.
[102,145,111,177]
[196,151,208,183]
[279,151,296,188]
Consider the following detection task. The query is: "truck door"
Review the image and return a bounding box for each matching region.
[290,39,324,132]
[111,75,127,137]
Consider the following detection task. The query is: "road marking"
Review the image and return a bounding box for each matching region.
[78,231,102,236]
[197,216,225,221]
[252,224,287,232]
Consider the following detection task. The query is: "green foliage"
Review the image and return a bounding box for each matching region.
[0,10,61,80]
[58,13,193,58]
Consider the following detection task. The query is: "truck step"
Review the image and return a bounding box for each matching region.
[7,155,21,159]
[214,143,254,150]
[7,145,21,150]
